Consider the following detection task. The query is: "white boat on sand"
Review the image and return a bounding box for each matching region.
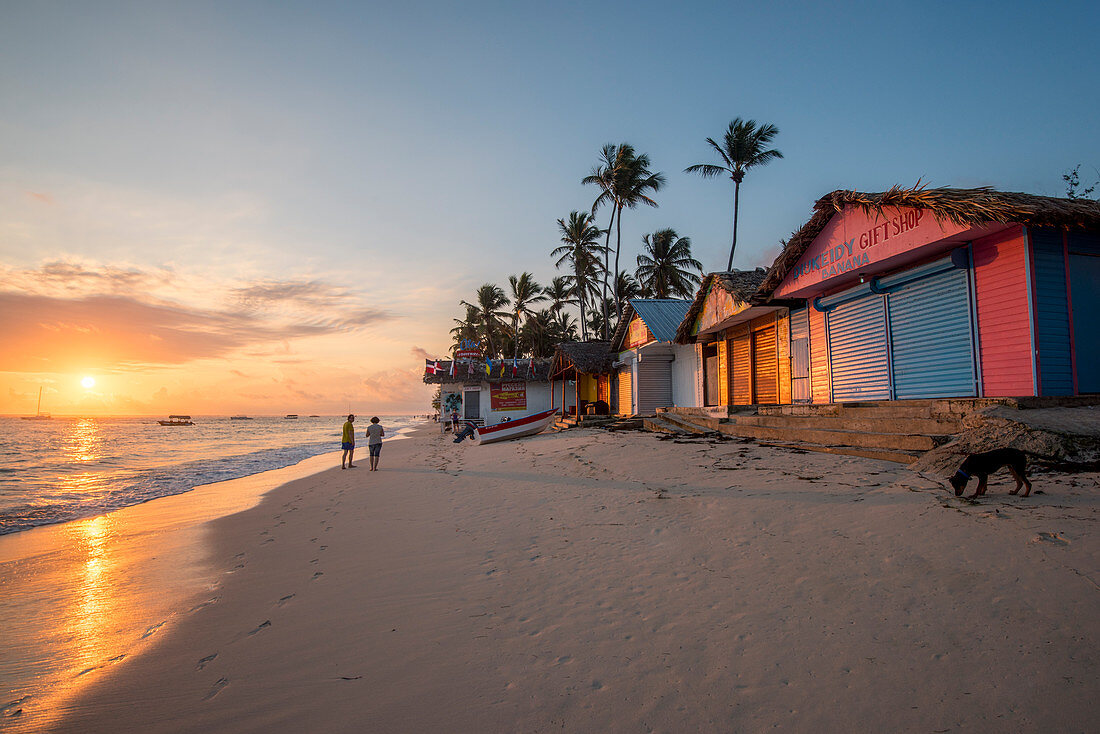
[471,408,559,445]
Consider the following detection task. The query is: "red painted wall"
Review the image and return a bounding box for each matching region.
[973,226,1035,396]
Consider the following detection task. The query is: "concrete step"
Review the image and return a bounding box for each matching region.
[758,441,920,464]
[643,416,693,436]
[758,404,938,420]
[655,413,713,435]
[728,414,962,434]
[714,422,947,452]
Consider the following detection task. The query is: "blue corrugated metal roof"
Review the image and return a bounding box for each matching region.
[629,299,692,343]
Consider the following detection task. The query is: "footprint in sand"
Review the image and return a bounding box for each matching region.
[202,678,230,701]
[248,620,271,635]
[311,571,325,580]
[141,621,166,639]
[1030,531,1070,546]
[196,653,218,670]
[188,597,220,613]
[276,594,295,606]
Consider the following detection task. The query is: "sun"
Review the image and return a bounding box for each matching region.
[81,376,96,389]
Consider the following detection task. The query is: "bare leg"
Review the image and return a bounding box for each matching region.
[347,448,356,468]
[342,449,349,469]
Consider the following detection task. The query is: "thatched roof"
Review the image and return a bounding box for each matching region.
[550,341,615,377]
[674,269,768,344]
[758,185,1100,297]
[422,359,552,384]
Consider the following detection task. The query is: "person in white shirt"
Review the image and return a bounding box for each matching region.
[365,416,385,471]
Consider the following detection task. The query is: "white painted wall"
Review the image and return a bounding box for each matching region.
[453,381,552,424]
[671,343,701,407]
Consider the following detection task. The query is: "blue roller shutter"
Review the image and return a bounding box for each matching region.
[828,294,890,401]
[888,266,977,399]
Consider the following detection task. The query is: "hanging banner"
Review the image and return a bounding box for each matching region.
[490,381,527,411]
[455,339,483,360]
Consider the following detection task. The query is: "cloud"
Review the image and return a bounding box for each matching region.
[409,346,432,360]
[0,292,390,372]
[0,260,393,372]
[26,191,54,205]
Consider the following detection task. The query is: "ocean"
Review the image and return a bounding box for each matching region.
[0,414,425,535]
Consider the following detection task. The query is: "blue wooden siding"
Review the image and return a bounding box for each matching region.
[1068,231,1100,392]
[1030,228,1074,395]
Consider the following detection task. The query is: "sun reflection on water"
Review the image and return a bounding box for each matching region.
[63,418,102,464]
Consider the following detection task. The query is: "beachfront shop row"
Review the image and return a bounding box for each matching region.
[675,189,1100,406]
[425,360,552,424]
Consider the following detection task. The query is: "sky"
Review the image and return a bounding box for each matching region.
[2,0,1098,416]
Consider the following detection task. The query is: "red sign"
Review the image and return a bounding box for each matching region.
[490,381,527,411]
[454,339,483,360]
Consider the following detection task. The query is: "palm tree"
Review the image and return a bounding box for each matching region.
[615,271,643,307]
[552,211,606,340]
[507,272,546,359]
[550,310,579,343]
[460,283,510,359]
[608,145,664,313]
[685,118,783,271]
[636,228,704,299]
[582,143,620,339]
[450,304,481,350]
[521,309,556,358]
[543,276,575,316]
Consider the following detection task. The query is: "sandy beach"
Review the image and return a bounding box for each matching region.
[24,424,1100,733]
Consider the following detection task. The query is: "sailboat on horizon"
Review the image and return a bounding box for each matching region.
[20,387,51,420]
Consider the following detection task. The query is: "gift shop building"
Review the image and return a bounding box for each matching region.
[756,188,1100,402]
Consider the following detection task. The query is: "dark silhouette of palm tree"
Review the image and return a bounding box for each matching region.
[582,143,620,339]
[507,272,546,359]
[460,284,510,359]
[552,211,606,340]
[542,276,576,316]
[685,118,783,270]
[636,228,704,299]
[608,146,664,313]
[450,304,480,350]
[613,272,643,321]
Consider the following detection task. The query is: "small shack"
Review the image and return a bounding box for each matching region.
[423,359,553,427]
[612,299,696,415]
[674,270,789,407]
[548,341,615,417]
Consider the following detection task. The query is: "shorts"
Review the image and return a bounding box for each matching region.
[342,442,354,451]
[368,443,382,457]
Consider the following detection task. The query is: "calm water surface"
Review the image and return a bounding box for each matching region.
[0,415,421,534]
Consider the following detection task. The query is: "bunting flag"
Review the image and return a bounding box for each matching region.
[485,360,493,376]
[526,359,533,378]
[424,359,442,375]
[468,360,475,376]
[449,359,456,377]
[511,359,518,377]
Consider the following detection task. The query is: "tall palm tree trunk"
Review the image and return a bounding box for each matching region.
[513,315,519,361]
[613,203,623,314]
[727,179,741,272]
[601,208,614,340]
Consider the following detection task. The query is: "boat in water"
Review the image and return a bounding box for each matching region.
[230,415,253,420]
[20,387,51,420]
[284,414,299,420]
[158,415,194,426]
[471,408,559,445]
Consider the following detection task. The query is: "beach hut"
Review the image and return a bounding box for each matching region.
[548,341,615,417]
[611,299,697,415]
[423,359,553,428]
[757,186,1100,401]
[673,271,792,407]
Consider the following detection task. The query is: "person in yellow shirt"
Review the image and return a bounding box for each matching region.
[341,414,357,469]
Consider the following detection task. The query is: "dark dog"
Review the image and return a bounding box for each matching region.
[949,448,1032,498]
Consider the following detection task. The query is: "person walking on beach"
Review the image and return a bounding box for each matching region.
[341,414,357,469]
[366,416,385,471]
